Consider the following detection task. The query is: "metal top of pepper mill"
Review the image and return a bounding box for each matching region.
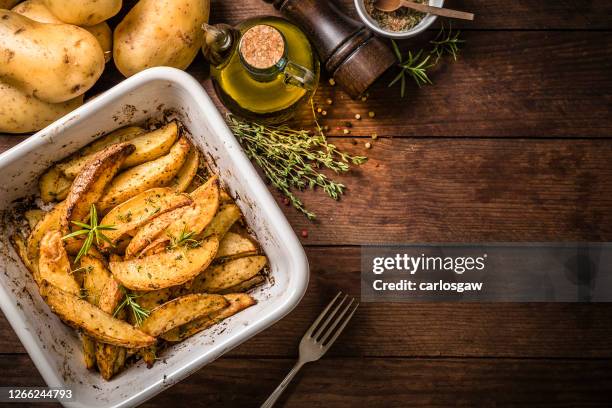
[264,0,396,98]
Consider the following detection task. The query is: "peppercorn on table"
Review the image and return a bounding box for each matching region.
[1,0,612,407]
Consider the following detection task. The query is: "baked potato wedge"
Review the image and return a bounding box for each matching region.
[110,236,219,290]
[140,294,228,337]
[27,201,65,261]
[201,203,242,239]
[10,233,37,278]
[38,231,80,295]
[57,122,179,179]
[82,334,97,369]
[63,143,135,232]
[169,145,199,193]
[222,274,266,294]
[40,281,156,348]
[81,255,112,306]
[137,176,220,257]
[24,209,46,230]
[99,188,192,247]
[39,166,72,203]
[98,137,191,212]
[215,232,258,260]
[191,256,267,294]
[161,293,255,342]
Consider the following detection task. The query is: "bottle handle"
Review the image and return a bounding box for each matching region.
[283,60,316,91]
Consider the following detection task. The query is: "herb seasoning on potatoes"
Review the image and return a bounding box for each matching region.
[10,120,267,380]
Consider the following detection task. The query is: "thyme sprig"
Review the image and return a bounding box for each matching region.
[390,25,464,97]
[167,227,201,250]
[114,287,150,326]
[61,204,116,264]
[227,113,367,219]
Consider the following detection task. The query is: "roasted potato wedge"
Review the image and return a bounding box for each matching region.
[98,137,191,212]
[136,177,220,257]
[82,334,97,369]
[57,122,179,179]
[140,294,228,337]
[169,145,199,193]
[10,233,37,278]
[81,255,112,306]
[124,206,188,259]
[27,201,65,262]
[63,143,135,232]
[219,189,232,204]
[222,274,266,294]
[110,236,219,290]
[201,203,242,239]
[38,231,80,295]
[95,273,126,380]
[161,293,255,342]
[39,166,72,203]
[100,188,192,246]
[40,281,156,348]
[24,209,46,230]
[215,232,258,260]
[191,256,267,294]
[133,287,180,313]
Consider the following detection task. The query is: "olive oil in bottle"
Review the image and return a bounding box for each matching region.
[202,16,319,123]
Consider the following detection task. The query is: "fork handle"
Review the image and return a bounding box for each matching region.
[261,361,305,408]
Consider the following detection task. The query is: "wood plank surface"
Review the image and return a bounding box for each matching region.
[1,355,611,408]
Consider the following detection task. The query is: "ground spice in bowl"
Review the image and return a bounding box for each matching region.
[364,0,426,32]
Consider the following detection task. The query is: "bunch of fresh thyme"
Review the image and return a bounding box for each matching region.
[389,25,465,97]
[227,113,367,219]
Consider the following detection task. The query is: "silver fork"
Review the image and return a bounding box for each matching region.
[261,292,358,408]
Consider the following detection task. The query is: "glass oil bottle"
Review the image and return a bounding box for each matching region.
[202,16,319,123]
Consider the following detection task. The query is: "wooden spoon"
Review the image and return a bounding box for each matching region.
[375,0,474,21]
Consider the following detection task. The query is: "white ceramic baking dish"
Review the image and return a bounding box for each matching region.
[0,67,309,408]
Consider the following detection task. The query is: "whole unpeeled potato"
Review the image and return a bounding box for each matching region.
[0,81,83,134]
[0,10,105,103]
[12,0,113,62]
[0,0,20,9]
[42,0,121,26]
[114,0,210,77]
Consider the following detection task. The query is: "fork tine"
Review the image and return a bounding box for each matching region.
[318,297,354,344]
[311,294,348,340]
[322,302,358,349]
[304,291,342,337]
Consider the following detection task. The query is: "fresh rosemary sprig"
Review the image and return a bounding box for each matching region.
[389,25,464,96]
[227,114,367,219]
[61,204,116,264]
[167,227,201,250]
[114,287,150,326]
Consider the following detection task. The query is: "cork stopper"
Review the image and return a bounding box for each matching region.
[239,25,285,70]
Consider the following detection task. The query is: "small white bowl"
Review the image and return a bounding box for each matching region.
[354,0,445,39]
[0,67,309,408]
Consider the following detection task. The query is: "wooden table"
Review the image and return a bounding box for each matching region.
[2,0,612,406]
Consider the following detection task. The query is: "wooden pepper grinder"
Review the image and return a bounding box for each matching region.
[264,0,396,98]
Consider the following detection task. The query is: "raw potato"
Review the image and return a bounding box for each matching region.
[39,166,72,203]
[0,10,105,103]
[191,255,267,294]
[40,281,156,348]
[98,137,191,212]
[62,143,135,232]
[110,236,219,290]
[161,293,255,342]
[58,122,178,179]
[140,294,228,337]
[0,81,83,134]
[38,231,80,295]
[133,176,220,258]
[215,232,258,260]
[114,0,210,77]
[170,146,199,192]
[27,201,65,261]
[100,187,192,246]
[12,0,113,63]
[42,0,121,26]
[0,0,20,8]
